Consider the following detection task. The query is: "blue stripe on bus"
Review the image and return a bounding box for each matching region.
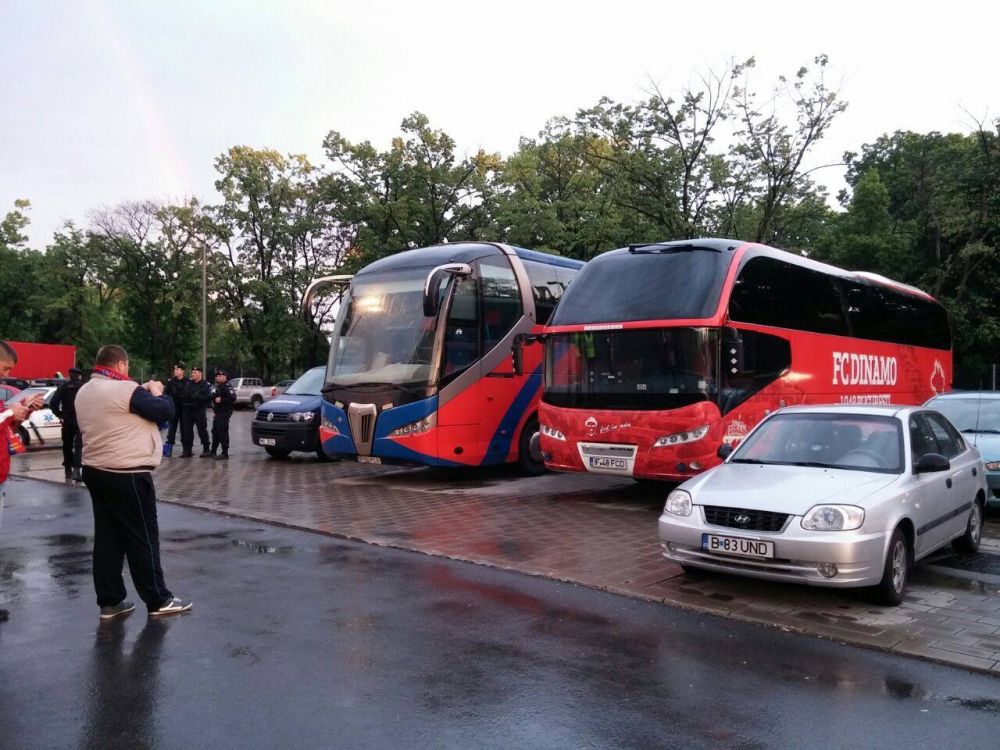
[373,395,439,438]
[373,437,466,467]
[481,365,542,465]
[321,401,357,454]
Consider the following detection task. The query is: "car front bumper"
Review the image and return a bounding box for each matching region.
[251,421,318,452]
[658,510,889,588]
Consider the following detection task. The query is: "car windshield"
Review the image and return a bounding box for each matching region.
[731,413,904,474]
[327,267,437,389]
[925,396,1000,434]
[286,368,325,396]
[543,328,718,410]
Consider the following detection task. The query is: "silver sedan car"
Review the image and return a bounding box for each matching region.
[658,405,987,605]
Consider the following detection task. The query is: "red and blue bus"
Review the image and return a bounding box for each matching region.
[304,242,583,472]
[537,239,952,482]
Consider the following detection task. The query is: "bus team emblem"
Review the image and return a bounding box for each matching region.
[584,416,598,437]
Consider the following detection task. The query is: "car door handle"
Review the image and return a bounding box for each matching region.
[946,477,953,489]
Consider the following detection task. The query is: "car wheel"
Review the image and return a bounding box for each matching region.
[17,426,29,447]
[872,527,909,606]
[952,498,984,554]
[265,447,292,459]
[516,417,545,476]
[250,396,263,408]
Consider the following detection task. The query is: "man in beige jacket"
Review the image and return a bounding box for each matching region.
[76,345,192,619]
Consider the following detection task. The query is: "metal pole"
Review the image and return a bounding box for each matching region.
[201,241,207,375]
[993,363,997,391]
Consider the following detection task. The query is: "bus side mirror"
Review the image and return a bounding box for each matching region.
[512,334,542,377]
[422,263,472,317]
[717,444,734,461]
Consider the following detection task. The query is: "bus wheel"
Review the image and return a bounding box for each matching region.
[517,418,546,476]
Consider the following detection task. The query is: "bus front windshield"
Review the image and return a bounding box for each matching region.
[543,328,719,410]
[327,268,438,390]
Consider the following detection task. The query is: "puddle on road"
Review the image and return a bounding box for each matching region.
[230,539,293,555]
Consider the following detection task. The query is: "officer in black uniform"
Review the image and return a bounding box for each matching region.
[50,367,85,482]
[164,363,188,451]
[209,368,237,460]
[179,366,212,458]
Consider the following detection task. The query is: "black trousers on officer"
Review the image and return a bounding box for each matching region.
[180,407,209,453]
[61,419,82,470]
[211,410,232,454]
[82,467,173,610]
[166,400,181,445]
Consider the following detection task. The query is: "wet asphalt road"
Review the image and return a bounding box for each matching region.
[2,479,1000,749]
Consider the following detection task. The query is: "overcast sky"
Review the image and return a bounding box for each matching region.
[2,0,995,246]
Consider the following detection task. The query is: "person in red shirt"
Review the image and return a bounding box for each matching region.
[0,341,44,623]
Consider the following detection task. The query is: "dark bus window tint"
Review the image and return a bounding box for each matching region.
[480,258,522,353]
[549,249,732,326]
[522,259,566,325]
[441,276,480,385]
[730,257,848,336]
[720,328,791,415]
[842,282,951,349]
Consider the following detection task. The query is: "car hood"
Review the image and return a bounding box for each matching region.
[257,394,322,413]
[965,432,1000,462]
[681,463,899,515]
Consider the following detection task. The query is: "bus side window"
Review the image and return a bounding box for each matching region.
[441,276,480,383]
[522,259,565,325]
[480,259,522,353]
[720,329,791,415]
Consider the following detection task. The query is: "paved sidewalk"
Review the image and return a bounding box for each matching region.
[13,412,1000,674]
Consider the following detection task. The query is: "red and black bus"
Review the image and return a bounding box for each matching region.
[537,239,952,482]
[304,242,583,473]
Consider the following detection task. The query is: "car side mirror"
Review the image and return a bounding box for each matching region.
[717,444,734,461]
[914,452,950,473]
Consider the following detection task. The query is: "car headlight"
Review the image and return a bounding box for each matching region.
[801,505,865,531]
[391,412,437,438]
[540,423,565,441]
[653,425,709,447]
[664,489,693,517]
[985,461,1000,472]
[289,412,315,422]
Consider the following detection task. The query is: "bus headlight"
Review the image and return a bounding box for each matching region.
[653,425,709,447]
[540,424,565,441]
[391,412,437,438]
[289,412,315,422]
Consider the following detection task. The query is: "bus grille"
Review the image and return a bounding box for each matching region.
[703,506,789,532]
[347,403,378,456]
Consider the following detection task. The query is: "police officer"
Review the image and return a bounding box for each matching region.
[179,366,212,458]
[209,368,237,460]
[164,363,188,451]
[50,367,85,482]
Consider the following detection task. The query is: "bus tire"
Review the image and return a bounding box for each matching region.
[517,417,546,476]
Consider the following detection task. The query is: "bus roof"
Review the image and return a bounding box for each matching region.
[358,242,583,276]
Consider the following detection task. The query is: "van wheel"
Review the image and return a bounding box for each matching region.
[250,396,263,408]
[871,527,909,606]
[265,447,291,459]
[952,498,984,553]
[17,426,30,447]
[517,417,545,476]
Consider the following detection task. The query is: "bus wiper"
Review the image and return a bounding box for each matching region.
[335,381,425,396]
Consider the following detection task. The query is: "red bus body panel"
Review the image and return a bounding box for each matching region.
[7,341,77,380]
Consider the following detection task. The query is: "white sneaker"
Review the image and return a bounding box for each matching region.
[149,597,193,616]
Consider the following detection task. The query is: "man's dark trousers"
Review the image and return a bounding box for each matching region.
[60,420,82,471]
[166,406,180,445]
[82,467,173,610]
[180,407,209,453]
[211,411,231,454]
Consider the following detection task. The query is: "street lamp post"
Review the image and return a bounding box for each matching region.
[201,240,207,375]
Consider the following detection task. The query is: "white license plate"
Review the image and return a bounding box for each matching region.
[357,456,382,465]
[258,438,276,446]
[702,534,774,559]
[587,456,633,475]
